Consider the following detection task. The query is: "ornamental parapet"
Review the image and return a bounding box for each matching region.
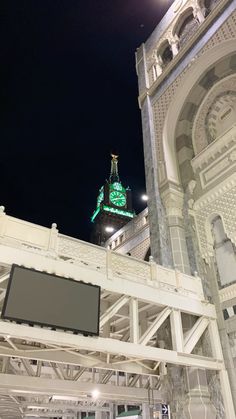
[0,212,204,302]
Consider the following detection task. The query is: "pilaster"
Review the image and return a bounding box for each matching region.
[141,96,173,267]
[161,186,191,274]
[206,259,236,415]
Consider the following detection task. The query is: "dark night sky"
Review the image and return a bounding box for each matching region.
[1,0,172,241]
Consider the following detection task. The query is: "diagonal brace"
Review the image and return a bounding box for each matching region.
[139,307,172,345]
[100,295,130,328]
[184,317,209,354]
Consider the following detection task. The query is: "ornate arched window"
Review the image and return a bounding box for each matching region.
[158,40,173,68]
[203,0,221,16]
[173,8,199,49]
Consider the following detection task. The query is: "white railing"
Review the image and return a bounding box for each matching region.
[0,209,204,300]
[219,283,236,304]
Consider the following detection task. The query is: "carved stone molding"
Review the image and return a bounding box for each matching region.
[192,124,236,172]
[192,173,236,262]
[162,188,184,218]
[193,75,236,155]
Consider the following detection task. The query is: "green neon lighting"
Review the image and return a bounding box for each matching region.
[91,207,100,222]
[112,182,123,191]
[97,191,104,207]
[103,205,134,218]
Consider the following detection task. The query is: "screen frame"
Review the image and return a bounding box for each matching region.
[1,264,101,336]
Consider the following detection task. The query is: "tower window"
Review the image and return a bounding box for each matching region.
[162,45,173,66]
[176,12,199,50]
[223,309,229,320]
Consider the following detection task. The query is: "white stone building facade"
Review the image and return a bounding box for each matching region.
[107,0,236,417]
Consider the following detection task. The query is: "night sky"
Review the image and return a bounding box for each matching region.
[1,0,173,242]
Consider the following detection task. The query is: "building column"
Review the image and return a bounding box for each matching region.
[205,259,236,415]
[182,368,216,419]
[96,411,108,419]
[193,5,205,23]
[140,97,173,267]
[109,403,116,419]
[168,366,185,418]
[169,38,179,57]
[152,53,163,79]
[162,187,191,275]
[142,403,151,419]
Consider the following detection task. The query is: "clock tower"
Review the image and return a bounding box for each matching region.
[91,155,135,245]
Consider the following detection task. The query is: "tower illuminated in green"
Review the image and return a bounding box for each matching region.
[91,155,135,245]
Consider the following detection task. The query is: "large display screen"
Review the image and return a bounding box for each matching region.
[2,265,100,335]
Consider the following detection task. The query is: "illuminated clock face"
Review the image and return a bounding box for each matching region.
[110,191,126,207]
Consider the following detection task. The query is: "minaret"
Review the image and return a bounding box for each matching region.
[91,155,135,246]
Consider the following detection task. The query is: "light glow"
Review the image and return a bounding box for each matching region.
[141,194,148,201]
[105,226,115,233]
[92,389,100,399]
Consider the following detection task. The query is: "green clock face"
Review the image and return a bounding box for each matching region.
[110,191,126,207]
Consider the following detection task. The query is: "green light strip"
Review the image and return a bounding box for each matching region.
[103,205,134,218]
[91,207,100,222]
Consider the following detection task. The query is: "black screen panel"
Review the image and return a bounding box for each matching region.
[2,265,100,335]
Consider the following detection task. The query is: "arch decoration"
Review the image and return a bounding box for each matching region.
[193,74,236,154]
[191,173,236,263]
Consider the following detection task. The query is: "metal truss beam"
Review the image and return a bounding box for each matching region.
[0,321,224,371]
[22,402,110,412]
[100,296,130,328]
[0,373,162,403]
[184,317,209,354]
[0,245,216,317]
[0,273,9,284]
[0,343,152,375]
[139,307,171,345]
[0,290,6,303]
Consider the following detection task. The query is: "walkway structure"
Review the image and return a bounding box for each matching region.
[0,208,234,418]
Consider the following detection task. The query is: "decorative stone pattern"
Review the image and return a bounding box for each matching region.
[193,176,236,262]
[146,0,228,90]
[58,236,107,268]
[207,92,236,141]
[145,0,214,87]
[200,147,236,189]
[152,10,236,164]
[191,124,236,172]
[193,75,236,153]
[111,253,150,281]
[219,282,236,304]
[178,14,199,49]
[130,237,150,260]
[106,208,149,251]
[208,372,225,419]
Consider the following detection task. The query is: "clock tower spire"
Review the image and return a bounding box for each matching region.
[109,154,120,183]
[91,155,135,246]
